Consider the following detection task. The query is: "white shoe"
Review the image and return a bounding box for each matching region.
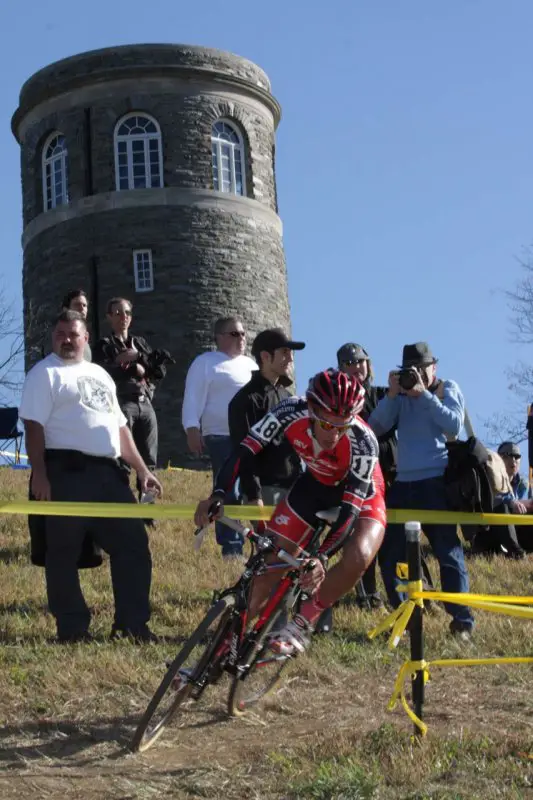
[269,615,312,656]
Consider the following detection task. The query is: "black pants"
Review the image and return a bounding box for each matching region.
[45,458,152,638]
[120,396,158,492]
[471,503,525,557]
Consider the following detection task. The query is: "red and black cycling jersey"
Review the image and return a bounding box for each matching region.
[214,396,382,542]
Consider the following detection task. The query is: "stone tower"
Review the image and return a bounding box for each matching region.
[11,44,291,465]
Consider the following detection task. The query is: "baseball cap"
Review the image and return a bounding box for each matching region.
[251,328,306,360]
[337,343,369,364]
[497,441,521,457]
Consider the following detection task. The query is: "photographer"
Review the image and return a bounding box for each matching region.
[93,298,172,492]
[368,342,474,640]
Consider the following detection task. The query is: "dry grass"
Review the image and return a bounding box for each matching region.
[1,469,533,799]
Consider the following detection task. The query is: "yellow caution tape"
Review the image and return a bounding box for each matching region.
[389,656,533,735]
[2,500,533,523]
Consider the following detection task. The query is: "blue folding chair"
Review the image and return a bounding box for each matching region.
[0,408,24,466]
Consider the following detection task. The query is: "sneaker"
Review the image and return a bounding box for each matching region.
[355,592,383,611]
[110,625,160,644]
[449,620,473,642]
[269,615,312,656]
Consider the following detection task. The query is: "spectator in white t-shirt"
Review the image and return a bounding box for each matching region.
[19,310,163,643]
[182,316,257,557]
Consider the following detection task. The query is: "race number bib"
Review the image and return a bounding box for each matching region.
[250,413,282,444]
[351,455,375,482]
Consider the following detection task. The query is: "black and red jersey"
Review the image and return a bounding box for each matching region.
[214,396,381,520]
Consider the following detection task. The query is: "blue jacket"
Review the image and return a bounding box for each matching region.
[368,380,464,482]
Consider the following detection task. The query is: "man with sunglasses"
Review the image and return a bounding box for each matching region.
[93,298,166,493]
[195,368,386,656]
[183,316,257,557]
[471,442,530,557]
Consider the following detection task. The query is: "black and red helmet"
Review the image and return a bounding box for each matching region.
[306,368,365,421]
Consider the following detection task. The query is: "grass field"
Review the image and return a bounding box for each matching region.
[1,468,533,799]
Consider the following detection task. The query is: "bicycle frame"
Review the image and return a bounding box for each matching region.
[188,515,328,697]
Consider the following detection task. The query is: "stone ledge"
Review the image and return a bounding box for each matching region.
[22,187,283,248]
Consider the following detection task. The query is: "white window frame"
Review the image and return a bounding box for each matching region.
[114,113,164,191]
[211,119,246,196]
[133,249,154,293]
[42,132,69,211]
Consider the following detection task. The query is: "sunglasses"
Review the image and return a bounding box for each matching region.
[312,414,352,433]
[503,453,521,460]
[111,309,132,317]
[342,359,366,367]
[224,330,246,338]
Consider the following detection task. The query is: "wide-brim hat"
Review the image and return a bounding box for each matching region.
[399,342,437,368]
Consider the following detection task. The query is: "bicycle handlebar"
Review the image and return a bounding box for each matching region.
[193,508,313,571]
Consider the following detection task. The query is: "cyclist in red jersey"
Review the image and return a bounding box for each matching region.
[195,369,386,656]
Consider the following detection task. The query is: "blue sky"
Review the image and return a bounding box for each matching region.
[3,1,533,449]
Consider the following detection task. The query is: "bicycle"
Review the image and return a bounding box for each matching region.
[130,504,339,753]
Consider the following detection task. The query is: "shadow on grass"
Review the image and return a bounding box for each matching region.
[0,705,231,769]
[0,546,29,564]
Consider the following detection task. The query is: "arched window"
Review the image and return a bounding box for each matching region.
[114,114,163,191]
[211,120,246,196]
[42,133,69,210]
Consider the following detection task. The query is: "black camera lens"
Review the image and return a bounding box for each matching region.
[399,368,418,391]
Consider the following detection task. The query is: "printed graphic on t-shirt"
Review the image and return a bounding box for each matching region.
[77,376,114,414]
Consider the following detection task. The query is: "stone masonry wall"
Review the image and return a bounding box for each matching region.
[23,205,290,465]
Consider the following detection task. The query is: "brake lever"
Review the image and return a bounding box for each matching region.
[193,500,222,552]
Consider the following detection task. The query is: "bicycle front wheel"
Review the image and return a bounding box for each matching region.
[228,600,293,717]
[131,595,235,753]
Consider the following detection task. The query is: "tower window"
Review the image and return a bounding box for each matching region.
[211,120,246,196]
[115,114,163,191]
[133,249,154,292]
[42,133,69,210]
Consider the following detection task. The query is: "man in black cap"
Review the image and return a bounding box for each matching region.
[337,342,397,609]
[368,342,475,639]
[228,328,305,508]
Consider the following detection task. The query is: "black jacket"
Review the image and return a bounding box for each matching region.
[93,333,166,401]
[228,371,302,499]
[362,383,397,481]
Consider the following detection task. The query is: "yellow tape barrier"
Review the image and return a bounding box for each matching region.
[368,586,533,735]
[2,501,533,524]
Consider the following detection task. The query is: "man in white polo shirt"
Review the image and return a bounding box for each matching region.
[19,310,163,643]
[182,316,257,557]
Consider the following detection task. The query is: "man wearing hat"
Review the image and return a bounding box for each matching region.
[228,328,305,508]
[368,342,475,639]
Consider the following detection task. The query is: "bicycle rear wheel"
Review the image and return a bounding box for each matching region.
[131,595,235,752]
[228,598,294,717]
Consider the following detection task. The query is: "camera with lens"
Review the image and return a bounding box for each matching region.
[398,367,420,392]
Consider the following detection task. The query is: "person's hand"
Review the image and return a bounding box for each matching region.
[116,349,138,365]
[248,498,264,506]
[194,497,223,528]
[298,557,326,593]
[187,427,204,456]
[31,468,51,501]
[511,500,528,515]
[138,470,163,498]
[404,370,426,398]
[134,363,146,377]
[387,371,401,398]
